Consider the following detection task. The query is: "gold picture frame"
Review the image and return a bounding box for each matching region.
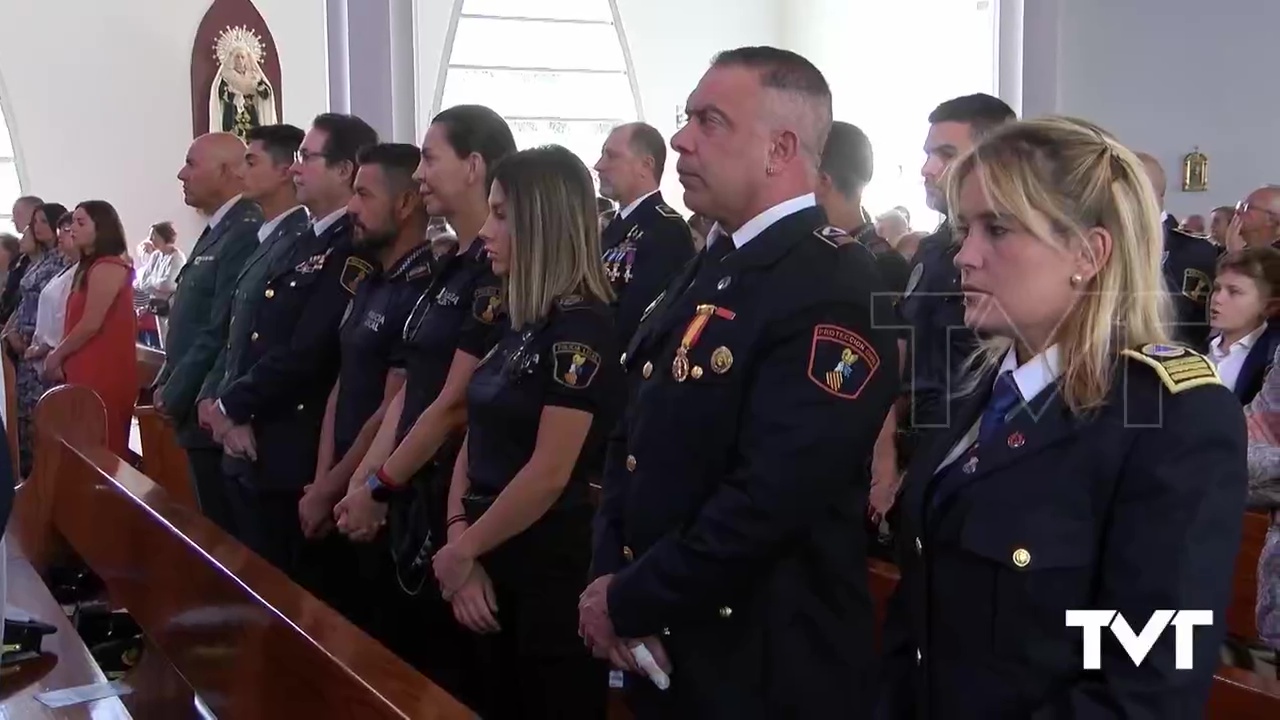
[1182,147,1208,192]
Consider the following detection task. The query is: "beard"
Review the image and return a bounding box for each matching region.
[354,224,396,253]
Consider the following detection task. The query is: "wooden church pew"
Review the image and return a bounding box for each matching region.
[14,385,474,719]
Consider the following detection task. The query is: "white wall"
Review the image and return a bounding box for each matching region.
[0,0,329,250]
[1026,0,1274,218]
[413,0,780,212]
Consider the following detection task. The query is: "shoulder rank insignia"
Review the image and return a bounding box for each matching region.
[808,324,880,399]
[340,256,374,295]
[406,264,431,281]
[1121,343,1222,394]
[552,341,602,389]
[639,291,665,324]
[656,203,682,219]
[814,225,853,248]
[557,294,587,310]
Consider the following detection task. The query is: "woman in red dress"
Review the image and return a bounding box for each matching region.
[43,200,138,458]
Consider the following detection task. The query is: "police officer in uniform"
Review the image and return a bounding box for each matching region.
[196,124,309,504]
[156,132,261,533]
[899,94,1015,456]
[595,122,696,347]
[879,118,1245,720]
[580,47,899,719]
[332,107,516,707]
[428,146,619,719]
[200,113,379,581]
[1136,152,1218,348]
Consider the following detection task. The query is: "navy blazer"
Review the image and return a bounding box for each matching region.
[1226,320,1280,404]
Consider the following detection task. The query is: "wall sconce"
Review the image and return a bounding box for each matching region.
[1181,147,1208,192]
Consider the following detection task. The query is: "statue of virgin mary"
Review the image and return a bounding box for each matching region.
[209,26,277,141]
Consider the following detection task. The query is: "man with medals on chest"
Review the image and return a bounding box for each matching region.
[199,113,379,584]
[594,122,696,347]
[578,46,899,719]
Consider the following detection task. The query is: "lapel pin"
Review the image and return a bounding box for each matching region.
[1007,431,1025,449]
[717,276,732,291]
[962,456,979,474]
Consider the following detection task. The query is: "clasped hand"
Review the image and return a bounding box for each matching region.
[577,575,672,678]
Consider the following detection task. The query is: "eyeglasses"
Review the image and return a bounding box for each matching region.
[294,149,331,165]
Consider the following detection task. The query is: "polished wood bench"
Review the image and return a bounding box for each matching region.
[15,384,474,719]
[866,549,1280,718]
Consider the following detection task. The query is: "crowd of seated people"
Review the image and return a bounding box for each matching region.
[8,41,1280,719]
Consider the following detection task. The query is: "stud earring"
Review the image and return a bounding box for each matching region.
[1070,274,1084,286]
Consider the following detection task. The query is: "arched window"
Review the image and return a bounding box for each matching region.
[0,105,22,234]
[437,0,640,170]
[855,0,998,231]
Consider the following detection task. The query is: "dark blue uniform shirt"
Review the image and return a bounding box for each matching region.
[601,191,696,349]
[396,239,504,445]
[464,294,620,509]
[333,243,435,459]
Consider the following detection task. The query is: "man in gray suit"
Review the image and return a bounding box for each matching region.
[155,132,262,533]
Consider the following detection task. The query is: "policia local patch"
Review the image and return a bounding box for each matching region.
[808,324,880,399]
[552,342,602,389]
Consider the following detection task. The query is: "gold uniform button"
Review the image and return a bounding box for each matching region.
[620,352,628,365]
[622,546,634,562]
[642,361,653,379]
[264,289,275,299]
[296,404,305,411]
[625,455,637,472]
[1012,548,1031,568]
[691,365,704,379]
[914,537,923,555]
[718,606,733,619]
[251,332,259,341]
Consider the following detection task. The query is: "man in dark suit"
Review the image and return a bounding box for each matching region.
[201,114,377,583]
[155,132,262,533]
[1137,152,1219,348]
[580,46,898,719]
[594,122,696,348]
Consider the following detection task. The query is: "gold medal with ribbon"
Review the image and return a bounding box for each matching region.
[672,304,736,382]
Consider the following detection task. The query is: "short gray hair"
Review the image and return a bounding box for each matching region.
[711,46,833,164]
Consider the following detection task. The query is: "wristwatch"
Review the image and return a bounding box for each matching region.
[365,469,404,503]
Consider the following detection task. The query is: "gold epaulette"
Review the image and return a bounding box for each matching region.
[1120,343,1222,394]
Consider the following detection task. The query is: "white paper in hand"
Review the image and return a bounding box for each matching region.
[629,643,670,690]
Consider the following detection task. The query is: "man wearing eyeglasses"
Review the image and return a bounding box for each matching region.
[1228,186,1280,252]
[199,113,378,586]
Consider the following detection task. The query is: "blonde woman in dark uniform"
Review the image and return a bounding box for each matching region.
[879,117,1247,719]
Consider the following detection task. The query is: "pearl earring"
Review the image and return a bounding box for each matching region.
[1070,274,1084,286]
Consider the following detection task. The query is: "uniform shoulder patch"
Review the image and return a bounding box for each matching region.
[341,256,374,295]
[472,286,502,324]
[1121,344,1222,394]
[813,225,854,248]
[1182,268,1211,303]
[808,324,880,399]
[656,203,681,219]
[551,341,602,389]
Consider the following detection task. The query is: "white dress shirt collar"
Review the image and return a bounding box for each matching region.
[313,207,348,237]
[999,343,1064,402]
[620,190,659,220]
[258,205,307,243]
[706,193,817,251]
[1209,324,1267,360]
[207,194,244,230]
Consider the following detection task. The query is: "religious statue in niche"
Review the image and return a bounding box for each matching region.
[209,25,277,141]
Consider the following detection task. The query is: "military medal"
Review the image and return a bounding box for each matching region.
[710,346,733,374]
[672,348,691,382]
[962,456,979,474]
[671,305,736,382]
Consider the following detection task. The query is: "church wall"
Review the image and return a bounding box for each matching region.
[0,0,329,251]
[1023,0,1277,219]
[412,0,781,214]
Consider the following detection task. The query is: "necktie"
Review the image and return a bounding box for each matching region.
[978,371,1022,446]
[706,235,735,263]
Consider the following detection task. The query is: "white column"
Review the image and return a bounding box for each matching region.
[326,0,351,113]
[346,0,395,140]
[388,0,418,143]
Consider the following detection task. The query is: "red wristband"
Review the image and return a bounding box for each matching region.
[375,467,398,487]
